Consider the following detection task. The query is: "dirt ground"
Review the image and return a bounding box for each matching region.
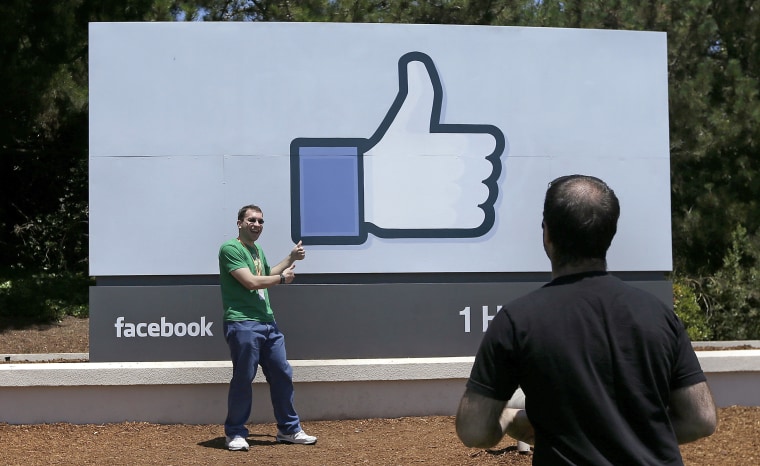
[1,316,760,465]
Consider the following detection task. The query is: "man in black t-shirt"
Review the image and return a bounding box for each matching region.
[455,175,717,465]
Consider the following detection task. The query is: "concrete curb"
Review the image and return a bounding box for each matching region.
[0,357,477,387]
[0,352,759,424]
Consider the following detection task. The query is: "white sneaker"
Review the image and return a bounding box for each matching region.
[276,429,317,445]
[225,435,249,451]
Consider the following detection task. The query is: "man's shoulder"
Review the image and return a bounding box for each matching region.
[509,272,665,312]
[506,273,624,308]
[219,238,241,251]
[582,272,665,303]
[219,239,246,262]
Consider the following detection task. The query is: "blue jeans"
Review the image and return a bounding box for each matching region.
[223,320,301,438]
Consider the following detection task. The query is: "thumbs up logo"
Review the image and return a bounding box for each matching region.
[290,52,507,245]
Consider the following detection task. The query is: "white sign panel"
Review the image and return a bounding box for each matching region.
[89,22,671,275]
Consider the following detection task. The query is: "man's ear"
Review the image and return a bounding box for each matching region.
[541,221,551,242]
[542,222,553,258]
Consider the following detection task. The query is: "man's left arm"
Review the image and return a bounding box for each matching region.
[669,381,718,443]
[455,389,534,448]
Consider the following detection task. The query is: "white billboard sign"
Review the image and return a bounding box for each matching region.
[89,22,671,276]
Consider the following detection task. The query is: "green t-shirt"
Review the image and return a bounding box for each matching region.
[218,238,275,322]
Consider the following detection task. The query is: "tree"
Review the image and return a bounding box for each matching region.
[669,0,760,278]
[0,1,179,273]
[0,1,90,272]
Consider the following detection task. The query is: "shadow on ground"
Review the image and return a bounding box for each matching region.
[197,433,278,450]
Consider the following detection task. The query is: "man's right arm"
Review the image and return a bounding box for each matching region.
[455,389,534,448]
[669,381,718,444]
[221,244,286,290]
[455,388,509,448]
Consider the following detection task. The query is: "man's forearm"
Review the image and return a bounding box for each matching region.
[270,259,294,276]
[230,268,280,290]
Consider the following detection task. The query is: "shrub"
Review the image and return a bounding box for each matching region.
[700,225,760,340]
[0,271,91,328]
[672,276,713,341]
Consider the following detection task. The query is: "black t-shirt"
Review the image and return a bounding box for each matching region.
[467,272,706,465]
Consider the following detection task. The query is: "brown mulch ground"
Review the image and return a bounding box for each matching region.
[1,316,759,465]
[0,315,90,355]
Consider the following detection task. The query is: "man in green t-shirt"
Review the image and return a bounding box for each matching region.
[219,204,317,451]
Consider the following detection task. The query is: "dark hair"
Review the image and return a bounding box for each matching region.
[542,175,620,267]
[237,205,262,221]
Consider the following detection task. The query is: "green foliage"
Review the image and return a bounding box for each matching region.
[700,225,760,340]
[672,276,712,341]
[0,272,92,328]
[1,1,178,323]
[11,155,89,273]
[669,0,760,277]
[1,1,179,276]
[0,1,91,274]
